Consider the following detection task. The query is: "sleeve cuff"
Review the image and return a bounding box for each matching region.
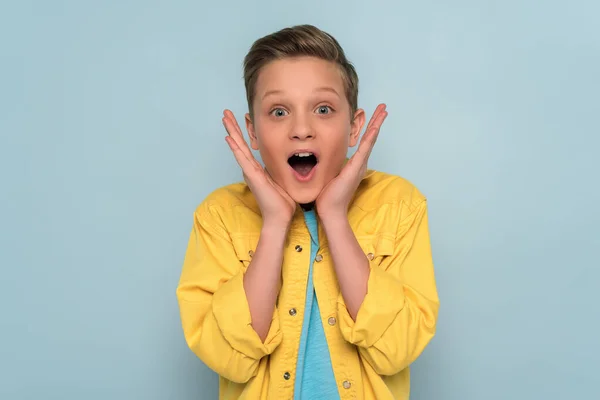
[212,271,283,359]
[338,266,406,347]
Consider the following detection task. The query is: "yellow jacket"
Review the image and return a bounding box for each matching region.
[176,169,440,399]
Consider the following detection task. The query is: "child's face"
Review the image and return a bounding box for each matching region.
[245,56,365,205]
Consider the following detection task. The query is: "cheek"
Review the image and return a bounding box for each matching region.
[256,142,278,162]
[320,141,349,174]
[254,122,275,148]
[254,129,284,168]
[321,121,352,147]
[255,119,287,143]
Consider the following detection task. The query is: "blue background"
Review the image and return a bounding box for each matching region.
[1,1,598,399]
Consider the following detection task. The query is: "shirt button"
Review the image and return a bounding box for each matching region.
[248,250,254,258]
[295,245,303,252]
[366,252,374,261]
[283,372,291,380]
[342,380,351,389]
[289,308,297,316]
[328,317,337,326]
[315,254,323,262]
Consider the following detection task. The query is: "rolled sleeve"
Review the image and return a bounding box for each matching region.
[212,270,282,359]
[177,202,283,383]
[337,199,439,376]
[338,266,407,347]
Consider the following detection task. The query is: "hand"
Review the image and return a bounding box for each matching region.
[316,104,388,220]
[222,110,296,228]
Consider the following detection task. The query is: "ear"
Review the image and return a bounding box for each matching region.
[245,113,259,150]
[349,108,366,147]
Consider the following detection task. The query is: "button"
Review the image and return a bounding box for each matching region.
[342,380,351,389]
[283,372,291,380]
[248,250,254,258]
[289,308,297,316]
[295,245,303,252]
[366,252,374,260]
[315,254,323,262]
[328,317,337,326]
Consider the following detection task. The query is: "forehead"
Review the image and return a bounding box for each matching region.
[254,56,344,99]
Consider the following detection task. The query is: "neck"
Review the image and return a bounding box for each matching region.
[300,202,315,211]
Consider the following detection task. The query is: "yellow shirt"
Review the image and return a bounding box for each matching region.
[176,169,440,399]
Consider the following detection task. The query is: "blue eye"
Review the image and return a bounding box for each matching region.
[316,105,332,114]
[270,108,288,117]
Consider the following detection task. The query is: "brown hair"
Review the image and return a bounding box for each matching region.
[243,24,359,119]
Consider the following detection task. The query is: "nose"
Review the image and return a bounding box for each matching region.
[289,113,314,140]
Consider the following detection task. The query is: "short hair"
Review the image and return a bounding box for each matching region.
[243,24,359,119]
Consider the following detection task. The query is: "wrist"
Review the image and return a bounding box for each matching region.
[316,201,348,222]
[261,217,292,238]
[319,211,350,231]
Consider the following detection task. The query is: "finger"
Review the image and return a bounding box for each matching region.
[222,110,254,161]
[347,114,386,177]
[364,103,387,134]
[365,109,388,145]
[362,110,387,159]
[222,110,252,159]
[225,135,256,174]
[355,110,388,162]
[225,136,266,190]
[269,177,295,203]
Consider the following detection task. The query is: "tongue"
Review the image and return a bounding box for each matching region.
[293,162,313,177]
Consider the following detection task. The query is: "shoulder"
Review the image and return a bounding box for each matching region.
[192,181,259,225]
[354,169,427,215]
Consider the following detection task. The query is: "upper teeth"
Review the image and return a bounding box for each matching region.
[295,152,313,157]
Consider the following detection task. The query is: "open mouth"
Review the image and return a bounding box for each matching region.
[288,152,318,177]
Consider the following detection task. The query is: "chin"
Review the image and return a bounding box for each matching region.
[288,187,320,206]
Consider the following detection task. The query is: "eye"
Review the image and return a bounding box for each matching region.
[316,105,332,115]
[270,108,288,117]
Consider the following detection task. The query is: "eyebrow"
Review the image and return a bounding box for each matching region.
[261,86,341,100]
[314,86,341,97]
[262,90,283,100]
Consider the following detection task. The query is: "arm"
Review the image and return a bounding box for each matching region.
[176,203,285,383]
[244,220,289,341]
[320,215,370,320]
[324,199,439,376]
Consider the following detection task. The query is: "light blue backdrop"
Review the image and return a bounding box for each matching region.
[1,1,598,399]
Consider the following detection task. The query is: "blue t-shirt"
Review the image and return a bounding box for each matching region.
[293,209,340,400]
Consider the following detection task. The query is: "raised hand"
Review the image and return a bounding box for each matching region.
[315,104,388,220]
[222,110,296,228]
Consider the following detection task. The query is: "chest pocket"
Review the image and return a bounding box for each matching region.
[231,234,260,270]
[356,234,395,270]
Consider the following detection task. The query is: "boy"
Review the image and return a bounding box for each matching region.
[176,24,439,400]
